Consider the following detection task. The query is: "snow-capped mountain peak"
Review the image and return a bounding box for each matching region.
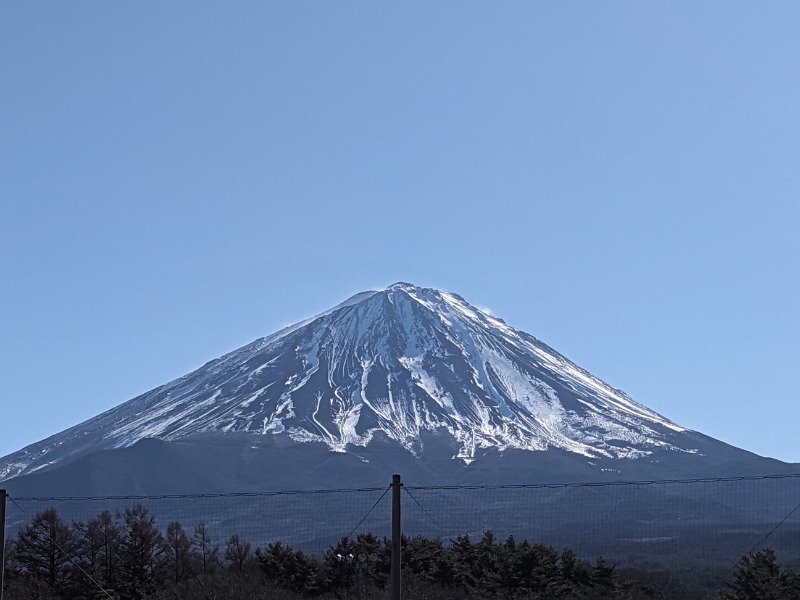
[1,283,693,481]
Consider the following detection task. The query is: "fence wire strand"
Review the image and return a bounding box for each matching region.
[5,473,800,568]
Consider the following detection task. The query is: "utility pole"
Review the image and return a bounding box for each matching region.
[391,474,401,600]
[0,489,7,600]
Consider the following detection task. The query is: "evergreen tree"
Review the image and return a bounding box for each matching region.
[493,535,530,595]
[513,540,561,596]
[475,530,500,592]
[718,549,800,600]
[353,532,383,591]
[450,534,479,590]
[258,540,320,594]
[322,536,358,594]
[403,535,449,587]
[589,556,618,598]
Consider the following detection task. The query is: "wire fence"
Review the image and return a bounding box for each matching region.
[5,473,800,572]
[403,475,800,573]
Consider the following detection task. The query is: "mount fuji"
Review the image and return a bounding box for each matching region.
[0,283,790,494]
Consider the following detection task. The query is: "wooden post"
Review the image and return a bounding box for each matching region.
[391,474,401,600]
[0,489,6,600]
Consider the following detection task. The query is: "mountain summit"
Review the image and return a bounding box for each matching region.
[5,284,794,571]
[1,283,701,483]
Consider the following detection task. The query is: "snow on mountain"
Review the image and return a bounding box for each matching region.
[0,283,695,482]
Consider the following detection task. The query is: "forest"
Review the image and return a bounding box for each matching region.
[2,505,799,599]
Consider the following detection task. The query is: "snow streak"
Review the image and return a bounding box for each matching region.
[0,283,693,480]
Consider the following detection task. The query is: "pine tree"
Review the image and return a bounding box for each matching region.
[322,536,358,593]
[718,549,800,600]
[258,540,320,594]
[403,535,448,586]
[589,556,617,598]
[450,534,479,590]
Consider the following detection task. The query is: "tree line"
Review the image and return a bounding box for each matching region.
[2,505,799,599]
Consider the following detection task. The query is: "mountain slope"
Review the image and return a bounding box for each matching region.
[1,283,704,483]
[4,284,798,577]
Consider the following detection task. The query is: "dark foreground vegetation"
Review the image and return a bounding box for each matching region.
[3,505,799,599]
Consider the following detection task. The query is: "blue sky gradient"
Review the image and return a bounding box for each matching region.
[2,3,798,463]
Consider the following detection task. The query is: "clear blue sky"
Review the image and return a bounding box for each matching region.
[2,3,798,464]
